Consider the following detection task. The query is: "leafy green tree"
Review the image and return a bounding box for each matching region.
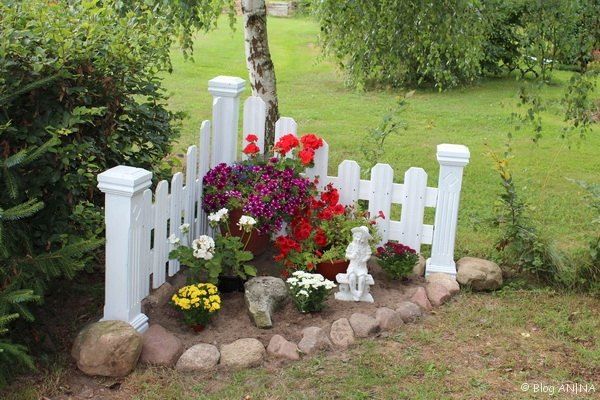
[314,0,486,90]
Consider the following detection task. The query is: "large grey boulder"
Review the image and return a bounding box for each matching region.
[220,338,266,369]
[457,257,503,291]
[244,276,288,328]
[140,324,184,366]
[71,321,142,377]
[175,343,220,372]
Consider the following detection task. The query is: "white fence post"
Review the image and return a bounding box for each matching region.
[426,144,470,276]
[208,76,246,166]
[98,166,152,332]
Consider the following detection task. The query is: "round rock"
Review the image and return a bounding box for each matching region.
[329,318,355,348]
[412,254,426,276]
[71,320,142,377]
[425,282,451,307]
[375,307,404,331]
[220,338,266,369]
[175,343,220,372]
[410,286,433,312]
[267,334,300,360]
[298,326,333,354]
[349,313,380,338]
[457,257,503,291]
[244,276,288,329]
[395,301,423,322]
[426,273,460,295]
[140,324,184,366]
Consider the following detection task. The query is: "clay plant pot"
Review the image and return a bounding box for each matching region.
[224,208,270,256]
[316,259,349,281]
[217,275,246,293]
[191,324,205,333]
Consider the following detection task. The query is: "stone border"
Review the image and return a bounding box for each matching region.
[160,272,462,372]
[74,256,504,376]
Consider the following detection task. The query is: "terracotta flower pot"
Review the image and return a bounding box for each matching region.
[191,324,205,333]
[316,259,349,281]
[224,208,270,256]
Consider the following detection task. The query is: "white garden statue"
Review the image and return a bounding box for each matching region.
[335,226,375,303]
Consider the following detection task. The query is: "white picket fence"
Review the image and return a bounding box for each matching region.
[97,76,470,332]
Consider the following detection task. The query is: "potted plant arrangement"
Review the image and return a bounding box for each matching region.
[274,183,381,280]
[375,241,419,280]
[201,133,323,255]
[171,283,221,332]
[168,221,257,293]
[286,270,336,313]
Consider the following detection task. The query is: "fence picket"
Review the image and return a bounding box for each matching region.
[141,189,152,298]
[152,181,169,288]
[197,120,211,236]
[398,167,428,252]
[274,117,297,141]
[305,140,329,189]
[185,145,198,240]
[211,98,231,166]
[242,97,266,157]
[368,164,394,244]
[336,160,361,206]
[168,172,183,275]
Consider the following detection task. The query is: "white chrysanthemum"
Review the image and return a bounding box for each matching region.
[168,234,180,245]
[298,290,309,297]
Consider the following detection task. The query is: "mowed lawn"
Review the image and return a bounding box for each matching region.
[4,16,600,400]
[162,16,599,260]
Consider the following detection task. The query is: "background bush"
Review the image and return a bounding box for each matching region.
[0,0,181,384]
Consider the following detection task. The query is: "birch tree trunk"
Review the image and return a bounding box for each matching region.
[242,0,279,147]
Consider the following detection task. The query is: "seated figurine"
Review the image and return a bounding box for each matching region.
[335,226,375,303]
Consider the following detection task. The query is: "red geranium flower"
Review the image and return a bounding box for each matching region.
[298,147,315,166]
[274,134,300,155]
[378,210,386,219]
[243,142,260,156]
[314,229,328,247]
[246,134,259,143]
[300,134,323,150]
[320,186,339,207]
[293,219,312,241]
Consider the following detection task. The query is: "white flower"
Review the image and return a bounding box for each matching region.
[179,223,190,234]
[208,208,229,224]
[168,234,180,245]
[297,290,309,297]
[237,215,257,232]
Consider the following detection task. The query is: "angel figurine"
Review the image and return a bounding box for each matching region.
[335,226,375,302]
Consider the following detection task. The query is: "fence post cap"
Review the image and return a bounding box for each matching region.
[208,76,246,97]
[97,166,152,196]
[436,144,470,166]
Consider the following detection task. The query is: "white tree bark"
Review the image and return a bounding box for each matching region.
[242,0,279,147]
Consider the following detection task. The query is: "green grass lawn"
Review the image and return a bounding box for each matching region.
[4,16,600,400]
[162,16,599,260]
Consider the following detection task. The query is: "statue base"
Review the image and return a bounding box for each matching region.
[334,273,375,303]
